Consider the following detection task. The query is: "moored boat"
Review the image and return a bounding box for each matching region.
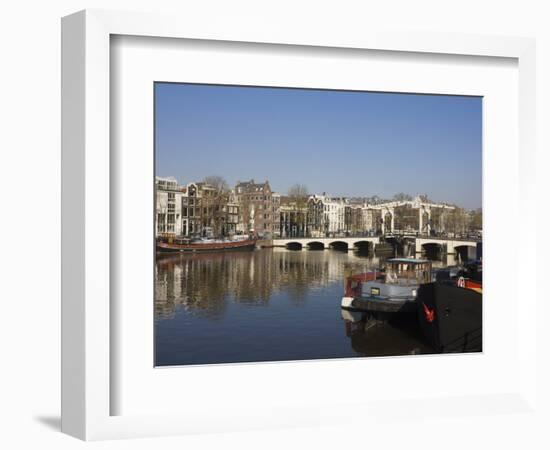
[434,260,482,293]
[341,258,432,315]
[156,235,257,253]
[417,260,482,352]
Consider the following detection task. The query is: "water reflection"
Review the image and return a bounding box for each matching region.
[156,248,382,319]
[155,248,454,366]
[341,310,435,357]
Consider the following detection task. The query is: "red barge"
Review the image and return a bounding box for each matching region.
[156,236,257,253]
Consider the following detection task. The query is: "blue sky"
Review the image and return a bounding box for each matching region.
[155,83,482,209]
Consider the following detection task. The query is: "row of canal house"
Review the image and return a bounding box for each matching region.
[156,177,282,239]
[156,177,240,238]
[156,176,459,239]
[279,198,461,238]
[282,195,379,238]
[156,177,362,239]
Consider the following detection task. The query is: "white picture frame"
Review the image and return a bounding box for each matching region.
[61,9,537,441]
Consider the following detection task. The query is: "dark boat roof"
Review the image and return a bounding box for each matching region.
[386,258,430,264]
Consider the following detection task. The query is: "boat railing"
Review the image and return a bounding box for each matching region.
[441,326,482,352]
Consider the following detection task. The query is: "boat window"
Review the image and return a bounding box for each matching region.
[386,270,398,283]
[384,261,431,285]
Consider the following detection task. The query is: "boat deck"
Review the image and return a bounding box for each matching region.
[346,296,418,313]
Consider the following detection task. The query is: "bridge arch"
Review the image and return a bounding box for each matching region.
[285,242,303,251]
[353,240,373,254]
[307,241,325,250]
[329,241,349,252]
[454,244,477,262]
[421,242,444,259]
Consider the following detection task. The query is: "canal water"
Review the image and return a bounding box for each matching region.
[155,248,456,366]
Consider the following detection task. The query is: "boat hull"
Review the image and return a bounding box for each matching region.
[417,282,482,352]
[344,296,417,313]
[342,279,419,314]
[156,239,257,253]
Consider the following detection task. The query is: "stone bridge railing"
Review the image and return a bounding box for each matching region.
[271,237,380,251]
[267,236,479,256]
[414,237,479,255]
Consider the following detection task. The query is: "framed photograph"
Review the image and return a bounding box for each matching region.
[153,82,483,367]
[62,9,537,440]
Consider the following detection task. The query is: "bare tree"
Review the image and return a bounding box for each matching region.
[238,196,254,235]
[418,194,432,203]
[288,184,309,236]
[288,184,309,202]
[470,208,482,231]
[201,175,230,237]
[368,195,381,205]
[445,207,469,236]
[203,175,229,192]
[393,192,412,202]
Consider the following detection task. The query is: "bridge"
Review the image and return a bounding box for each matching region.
[270,236,479,257]
[414,237,479,257]
[272,236,380,252]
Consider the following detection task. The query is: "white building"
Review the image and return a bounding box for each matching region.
[155,176,185,236]
[307,194,346,236]
[344,203,377,234]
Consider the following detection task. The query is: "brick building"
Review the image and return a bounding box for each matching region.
[234,180,274,237]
